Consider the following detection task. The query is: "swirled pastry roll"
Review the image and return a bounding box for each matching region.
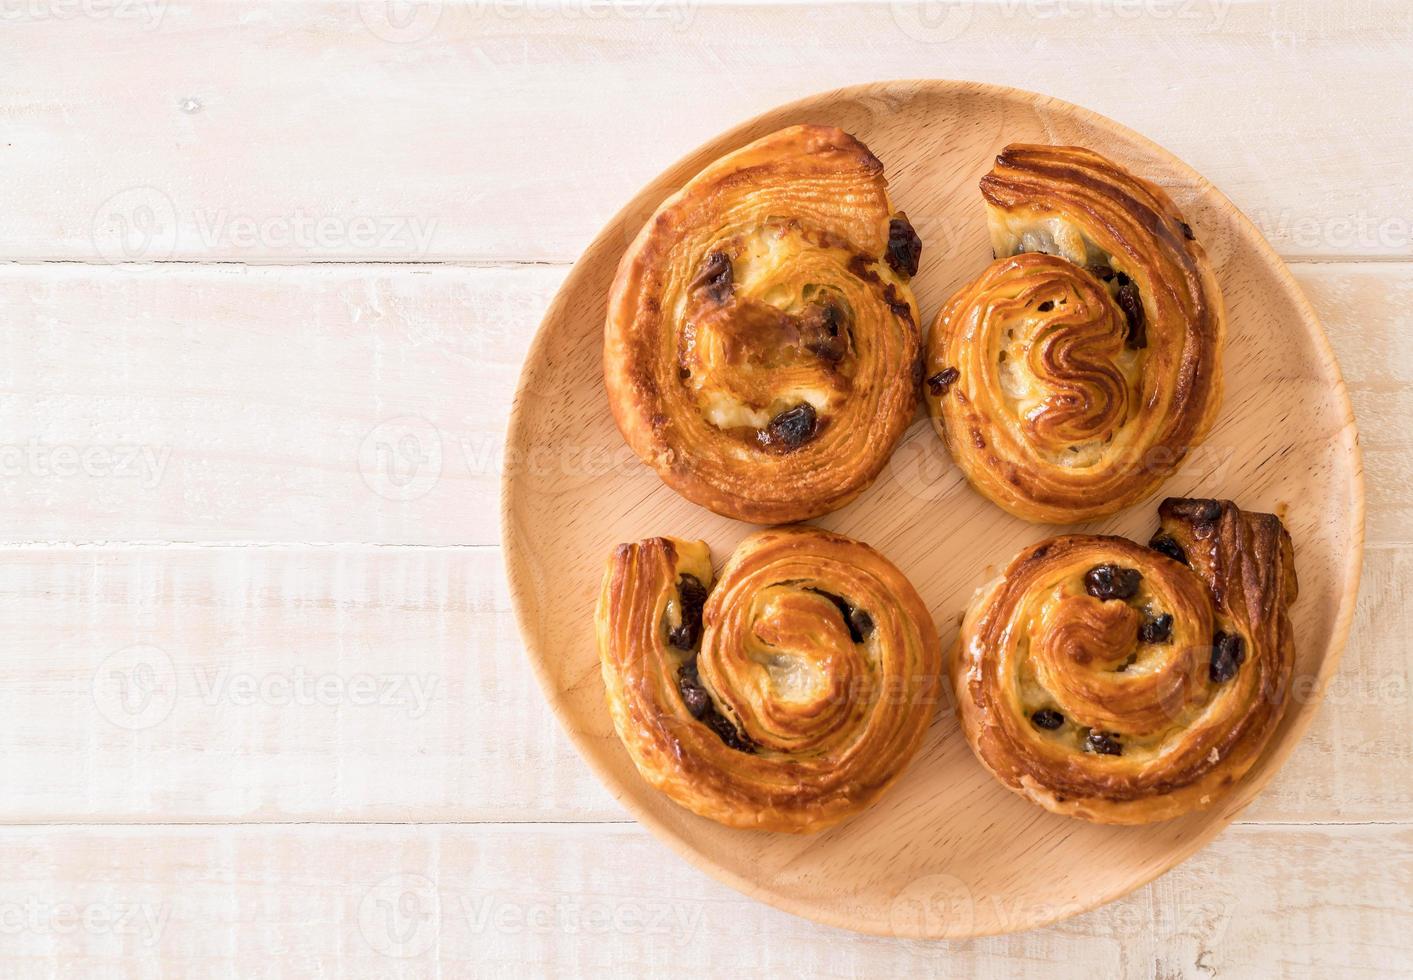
[925,145,1224,523]
[606,125,923,524]
[952,497,1297,824]
[596,526,941,833]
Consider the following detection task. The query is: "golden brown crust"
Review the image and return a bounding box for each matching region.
[925,144,1225,523]
[596,526,941,833]
[606,125,922,524]
[951,497,1297,824]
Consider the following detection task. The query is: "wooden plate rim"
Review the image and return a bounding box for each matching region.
[500,78,1366,938]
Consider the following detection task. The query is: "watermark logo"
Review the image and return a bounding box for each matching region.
[92,650,440,730]
[359,873,441,958]
[887,872,976,937]
[91,187,178,263]
[91,645,178,731]
[91,188,441,261]
[359,416,443,501]
[890,0,974,42]
[884,420,969,503]
[355,872,706,952]
[359,1,443,43]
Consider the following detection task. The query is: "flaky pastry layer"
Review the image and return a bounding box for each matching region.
[606,125,922,523]
[952,497,1297,824]
[925,144,1225,523]
[597,526,941,832]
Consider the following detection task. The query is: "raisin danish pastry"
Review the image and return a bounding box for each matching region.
[596,525,940,832]
[952,497,1297,824]
[606,125,923,524]
[925,145,1224,523]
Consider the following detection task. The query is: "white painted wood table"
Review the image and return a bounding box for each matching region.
[1,1,1408,975]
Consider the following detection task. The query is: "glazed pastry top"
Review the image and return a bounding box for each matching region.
[926,144,1225,523]
[952,497,1298,824]
[606,125,921,524]
[596,525,941,833]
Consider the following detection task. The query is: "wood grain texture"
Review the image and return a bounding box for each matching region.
[0,261,1401,547]
[0,263,1403,547]
[0,823,1404,976]
[1300,264,1413,548]
[3,2,1410,262]
[503,80,1364,936]
[0,542,1402,826]
[0,266,1399,832]
[0,264,561,546]
[0,269,1398,830]
[0,546,616,823]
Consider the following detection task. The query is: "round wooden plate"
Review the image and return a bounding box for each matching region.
[500,81,1364,938]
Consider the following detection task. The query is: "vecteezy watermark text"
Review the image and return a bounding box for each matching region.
[0,0,167,27]
[357,0,697,44]
[191,209,439,254]
[0,442,169,489]
[0,897,169,947]
[357,873,703,958]
[90,185,442,262]
[193,666,439,718]
[92,645,441,731]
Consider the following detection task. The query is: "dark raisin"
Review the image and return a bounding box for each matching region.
[1149,533,1189,566]
[1086,263,1115,282]
[808,588,870,643]
[927,366,959,397]
[667,625,696,650]
[1117,282,1146,349]
[882,282,913,324]
[762,403,818,449]
[885,214,922,279]
[1115,271,1132,287]
[1181,221,1196,240]
[1138,612,1173,645]
[667,573,708,650]
[1209,631,1246,683]
[1031,709,1064,730]
[802,302,848,363]
[1084,564,1142,601]
[1037,300,1055,312]
[678,658,756,752]
[1084,730,1123,756]
[676,661,711,719]
[690,250,733,303]
[705,711,756,753]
